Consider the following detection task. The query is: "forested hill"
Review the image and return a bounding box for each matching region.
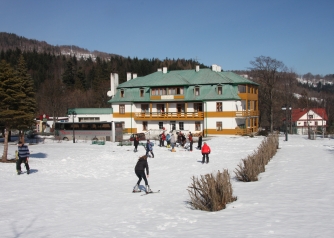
[0,32,119,60]
[0,32,208,117]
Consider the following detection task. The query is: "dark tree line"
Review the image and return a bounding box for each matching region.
[0,48,207,118]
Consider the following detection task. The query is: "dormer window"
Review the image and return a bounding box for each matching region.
[120,89,124,98]
[218,86,222,95]
[140,88,144,97]
[194,86,200,96]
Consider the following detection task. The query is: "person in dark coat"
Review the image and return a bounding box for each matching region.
[197,133,203,149]
[133,155,151,193]
[16,141,30,175]
[133,135,139,152]
[188,132,193,151]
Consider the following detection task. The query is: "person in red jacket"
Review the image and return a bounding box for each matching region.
[201,142,211,164]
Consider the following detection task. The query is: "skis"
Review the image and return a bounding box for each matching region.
[132,190,141,193]
[141,190,160,196]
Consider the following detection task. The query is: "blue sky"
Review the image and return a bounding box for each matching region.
[1,0,333,76]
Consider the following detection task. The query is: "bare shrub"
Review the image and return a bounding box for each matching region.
[234,133,279,182]
[187,169,237,211]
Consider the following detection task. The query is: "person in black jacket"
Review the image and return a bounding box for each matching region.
[133,155,151,193]
[197,133,203,150]
[133,135,139,152]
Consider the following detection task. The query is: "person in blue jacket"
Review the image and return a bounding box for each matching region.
[16,141,30,175]
[145,139,154,158]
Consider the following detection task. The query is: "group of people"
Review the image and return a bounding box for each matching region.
[132,132,211,193]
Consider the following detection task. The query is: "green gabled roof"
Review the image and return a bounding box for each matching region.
[118,68,257,88]
[68,108,113,114]
[108,68,257,103]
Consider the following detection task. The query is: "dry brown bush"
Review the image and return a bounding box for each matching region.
[187,169,237,211]
[234,133,279,182]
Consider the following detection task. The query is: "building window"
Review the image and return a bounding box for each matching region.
[195,121,201,131]
[119,104,125,114]
[176,87,183,95]
[141,104,149,113]
[140,88,144,97]
[79,117,100,122]
[152,88,167,96]
[194,86,200,96]
[143,121,148,131]
[216,121,222,131]
[170,121,176,131]
[159,122,164,129]
[308,115,313,119]
[315,121,318,126]
[177,104,185,113]
[120,89,124,98]
[218,86,222,95]
[238,85,246,93]
[157,104,165,113]
[216,102,222,112]
[304,122,307,126]
[167,87,184,95]
[194,103,203,112]
[179,122,184,130]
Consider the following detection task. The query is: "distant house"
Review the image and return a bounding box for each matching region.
[291,108,327,135]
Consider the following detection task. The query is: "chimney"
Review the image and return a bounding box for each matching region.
[163,67,167,74]
[212,64,217,72]
[133,73,137,79]
[110,73,119,96]
[127,72,132,81]
[195,65,200,72]
[217,66,221,72]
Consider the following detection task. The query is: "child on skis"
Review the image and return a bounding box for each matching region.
[133,155,151,193]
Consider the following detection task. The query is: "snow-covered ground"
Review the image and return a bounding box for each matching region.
[0,134,333,237]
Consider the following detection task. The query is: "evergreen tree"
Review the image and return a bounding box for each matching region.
[15,55,37,140]
[62,60,75,88]
[0,56,36,162]
[0,60,22,161]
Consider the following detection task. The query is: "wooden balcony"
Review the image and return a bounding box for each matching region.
[134,112,204,121]
[235,111,259,117]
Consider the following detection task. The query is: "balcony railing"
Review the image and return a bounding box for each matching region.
[235,111,259,117]
[134,112,204,120]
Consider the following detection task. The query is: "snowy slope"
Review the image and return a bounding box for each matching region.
[0,135,333,237]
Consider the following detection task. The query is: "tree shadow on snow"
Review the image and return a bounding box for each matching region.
[30,152,47,159]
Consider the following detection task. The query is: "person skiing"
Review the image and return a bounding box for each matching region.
[145,140,154,158]
[133,155,151,193]
[16,141,30,175]
[133,135,139,152]
[201,142,211,164]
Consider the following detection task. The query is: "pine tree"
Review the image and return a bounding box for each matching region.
[0,60,21,161]
[0,56,36,162]
[15,55,37,140]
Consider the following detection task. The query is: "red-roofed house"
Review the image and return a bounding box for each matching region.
[291,108,327,135]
